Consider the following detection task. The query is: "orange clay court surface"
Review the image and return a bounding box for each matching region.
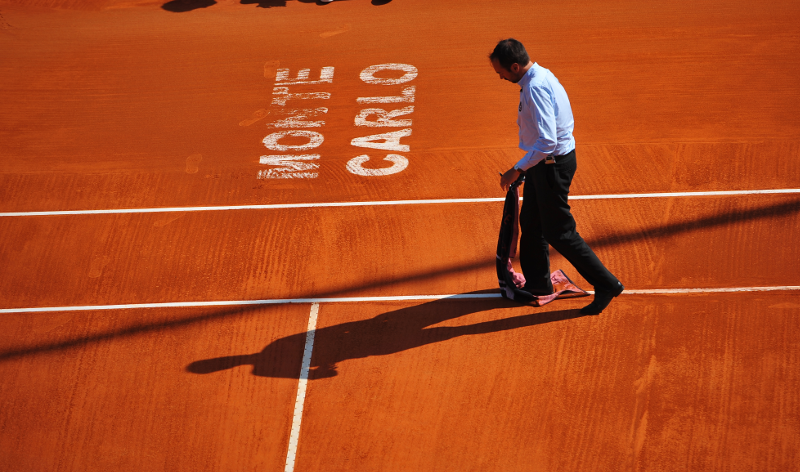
[1,0,800,470]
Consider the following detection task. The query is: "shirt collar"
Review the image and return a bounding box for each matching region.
[518,63,537,90]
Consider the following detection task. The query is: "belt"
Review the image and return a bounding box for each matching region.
[544,149,575,165]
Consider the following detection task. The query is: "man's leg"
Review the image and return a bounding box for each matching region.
[528,151,623,311]
[518,173,554,294]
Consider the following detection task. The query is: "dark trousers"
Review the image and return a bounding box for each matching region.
[519,149,619,293]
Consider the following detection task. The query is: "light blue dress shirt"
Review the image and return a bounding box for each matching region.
[515,63,576,170]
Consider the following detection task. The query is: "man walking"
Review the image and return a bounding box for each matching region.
[492,38,624,315]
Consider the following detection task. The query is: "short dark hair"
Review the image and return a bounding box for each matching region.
[489,38,530,70]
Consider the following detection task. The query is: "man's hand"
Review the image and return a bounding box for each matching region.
[500,167,522,192]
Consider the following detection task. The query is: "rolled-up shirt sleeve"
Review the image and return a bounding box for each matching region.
[515,84,557,171]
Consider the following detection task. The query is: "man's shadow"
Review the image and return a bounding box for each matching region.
[162,0,390,12]
[186,293,593,379]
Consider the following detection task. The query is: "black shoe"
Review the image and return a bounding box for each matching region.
[580,282,624,315]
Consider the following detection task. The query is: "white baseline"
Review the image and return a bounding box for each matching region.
[1,188,799,217]
[1,286,798,314]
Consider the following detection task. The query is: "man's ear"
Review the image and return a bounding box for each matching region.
[509,63,520,74]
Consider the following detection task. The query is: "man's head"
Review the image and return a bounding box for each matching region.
[489,38,531,83]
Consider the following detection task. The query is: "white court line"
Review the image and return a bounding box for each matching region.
[1,188,799,217]
[1,286,798,314]
[284,302,319,472]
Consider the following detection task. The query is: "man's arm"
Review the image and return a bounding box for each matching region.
[514,85,558,171]
[500,84,558,191]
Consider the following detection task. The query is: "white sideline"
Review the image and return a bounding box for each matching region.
[284,302,319,472]
[1,188,799,217]
[1,286,798,314]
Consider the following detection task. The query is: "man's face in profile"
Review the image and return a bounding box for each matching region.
[491,58,523,83]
